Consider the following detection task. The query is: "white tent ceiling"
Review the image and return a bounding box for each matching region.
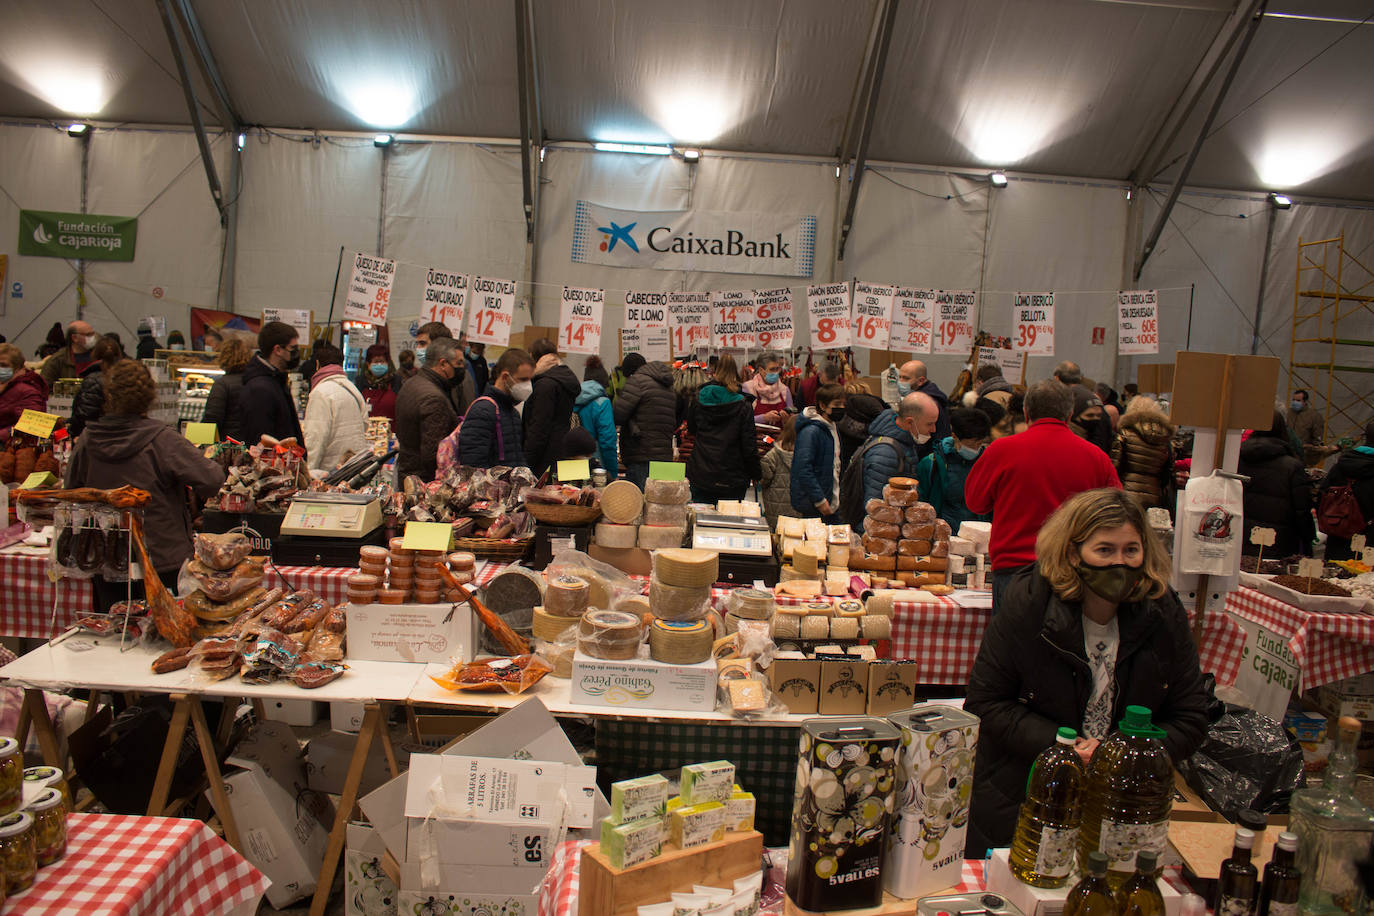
[1,0,1371,201]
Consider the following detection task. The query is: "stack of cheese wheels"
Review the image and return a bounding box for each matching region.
[534,573,591,643]
[645,548,717,662]
[723,587,775,636]
[638,477,688,548]
[648,618,714,664]
[595,479,644,549]
[578,609,643,660]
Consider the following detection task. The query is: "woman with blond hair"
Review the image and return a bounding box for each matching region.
[201,336,252,442]
[964,487,1209,855]
[1111,395,1176,510]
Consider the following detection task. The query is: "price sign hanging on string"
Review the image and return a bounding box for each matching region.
[668,291,712,356]
[1013,291,1056,356]
[341,251,396,326]
[932,290,976,355]
[1118,289,1159,356]
[895,288,934,354]
[421,268,469,336]
[623,290,671,361]
[753,287,794,351]
[466,275,517,346]
[852,281,895,349]
[807,282,853,350]
[559,286,605,356]
[711,290,756,350]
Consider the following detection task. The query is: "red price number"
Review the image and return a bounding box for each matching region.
[1016,323,1037,349]
[938,321,961,347]
[816,317,838,344]
[563,322,589,346]
[858,315,886,342]
[473,309,498,338]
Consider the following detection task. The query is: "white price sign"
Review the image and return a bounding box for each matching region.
[559,286,605,356]
[1013,291,1056,356]
[342,251,396,326]
[711,290,756,350]
[421,268,469,336]
[895,288,934,354]
[753,287,794,351]
[668,291,711,355]
[977,347,1024,379]
[466,275,517,346]
[932,290,977,355]
[807,282,853,350]
[624,290,670,361]
[261,308,311,345]
[1118,289,1159,356]
[620,326,670,361]
[852,281,895,349]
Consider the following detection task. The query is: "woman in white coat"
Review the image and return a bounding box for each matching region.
[303,343,370,472]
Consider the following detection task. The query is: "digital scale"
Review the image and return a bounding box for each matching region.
[692,511,772,558]
[279,492,383,539]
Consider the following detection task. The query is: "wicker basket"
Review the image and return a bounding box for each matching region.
[453,536,534,560]
[524,502,603,526]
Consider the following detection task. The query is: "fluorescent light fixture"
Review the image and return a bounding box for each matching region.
[236,132,246,150]
[1269,192,1292,209]
[66,122,89,138]
[679,148,701,163]
[989,172,1008,188]
[373,134,394,148]
[539,146,546,162]
[593,141,671,155]
[177,366,225,376]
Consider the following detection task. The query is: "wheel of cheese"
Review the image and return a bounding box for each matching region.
[644,503,689,527]
[643,478,690,505]
[865,594,895,617]
[578,609,643,660]
[861,615,892,639]
[594,522,639,548]
[771,614,801,639]
[637,525,685,549]
[649,618,713,664]
[652,548,718,588]
[545,575,591,617]
[541,640,575,678]
[614,594,651,616]
[649,578,711,621]
[730,588,775,620]
[601,480,645,524]
[800,615,830,639]
[532,605,579,641]
[830,617,860,639]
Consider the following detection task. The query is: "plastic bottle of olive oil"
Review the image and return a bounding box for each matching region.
[1010,727,1086,887]
[1117,851,1166,916]
[1065,851,1117,916]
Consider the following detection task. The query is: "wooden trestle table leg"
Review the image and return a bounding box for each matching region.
[308,701,387,916]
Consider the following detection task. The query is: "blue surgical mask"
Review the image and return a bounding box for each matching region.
[414,346,427,363]
[463,346,473,358]
[369,362,388,377]
[0,367,13,383]
[764,371,779,385]
[957,445,982,460]
[1290,399,1304,412]
[898,381,913,397]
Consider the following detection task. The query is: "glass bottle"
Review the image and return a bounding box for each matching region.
[1116,850,1166,916]
[1215,826,1258,916]
[1290,716,1374,915]
[1065,850,1117,916]
[1258,831,1300,916]
[1179,894,1207,916]
[1010,726,1086,888]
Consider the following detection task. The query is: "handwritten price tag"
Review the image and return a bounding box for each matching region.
[852,281,895,349]
[342,251,396,326]
[1249,527,1276,547]
[14,409,59,439]
[1297,558,1323,579]
[559,286,605,356]
[932,290,976,355]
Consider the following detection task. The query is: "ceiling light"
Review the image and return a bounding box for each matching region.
[593,141,671,156]
[66,123,89,138]
[340,80,418,129]
[679,148,701,163]
[1268,192,1292,210]
[989,172,1008,188]
[236,132,246,150]
[374,134,394,148]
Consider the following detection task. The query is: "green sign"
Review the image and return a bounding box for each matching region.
[18,209,137,262]
[649,461,686,481]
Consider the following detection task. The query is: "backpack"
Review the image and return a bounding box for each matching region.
[839,436,906,529]
[1317,483,1367,539]
[436,396,502,477]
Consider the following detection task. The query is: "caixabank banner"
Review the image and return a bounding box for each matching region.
[572,200,816,278]
[18,209,137,262]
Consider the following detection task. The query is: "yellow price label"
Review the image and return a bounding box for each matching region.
[14,410,59,439]
[557,459,591,482]
[19,471,58,490]
[402,521,453,552]
[185,422,217,445]
[649,461,686,481]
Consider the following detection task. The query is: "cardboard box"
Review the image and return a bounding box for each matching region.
[345,602,476,664]
[767,656,821,715]
[306,728,419,797]
[331,701,366,734]
[985,847,1185,916]
[1169,769,1221,823]
[587,544,654,578]
[396,862,540,916]
[818,655,868,715]
[570,650,717,712]
[345,822,398,916]
[867,660,919,715]
[1312,672,1374,722]
[261,698,322,727]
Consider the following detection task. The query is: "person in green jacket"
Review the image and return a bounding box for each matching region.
[916,407,994,531]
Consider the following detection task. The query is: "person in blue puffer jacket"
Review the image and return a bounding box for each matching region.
[861,393,939,505]
[916,407,994,530]
[575,359,619,477]
[791,383,848,520]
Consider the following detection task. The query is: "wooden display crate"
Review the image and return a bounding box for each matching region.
[579,831,763,916]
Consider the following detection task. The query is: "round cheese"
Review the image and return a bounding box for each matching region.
[545,575,591,617]
[830,617,860,639]
[861,615,892,639]
[800,615,830,639]
[577,609,643,660]
[600,480,645,524]
[637,525,686,549]
[649,579,711,621]
[653,548,718,588]
[594,522,639,548]
[649,618,712,664]
[771,614,801,639]
[644,503,689,527]
[643,478,690,505]
[532,605,579,641]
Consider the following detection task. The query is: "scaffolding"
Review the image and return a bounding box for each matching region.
[1289,233,1374,443]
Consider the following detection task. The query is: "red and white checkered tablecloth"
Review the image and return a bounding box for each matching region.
[0,548,89,639]
[6,812,268,915]
[1225,586,1374,690]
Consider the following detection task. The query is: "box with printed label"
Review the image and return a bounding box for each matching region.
[402,754,596,833]
[985,846,1185,916]
[867,660,919,715]
[570,650,716,712]
[396,862,540,916]
[818,655,869,715]
[767,656,821,715]
[345,602,476,664]
[345,823,397,916]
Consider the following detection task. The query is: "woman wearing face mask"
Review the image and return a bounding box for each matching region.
[0,344,49,444]
[915,407,993,530]
[964,487,1209,856]
[742,353,794,425]
[357,344,402,421]
[790,383,848,521]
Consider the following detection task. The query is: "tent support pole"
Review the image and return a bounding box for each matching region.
[837,0,900,262]
[155,0,224,217]
[1252,201,1278,354]
[515,0,535,245]
[1133,1,1267,280]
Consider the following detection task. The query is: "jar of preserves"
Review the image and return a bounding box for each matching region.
[27,788,65,867]
[0,738,22,816]
[22,767,71,813]
[0,811,36,893]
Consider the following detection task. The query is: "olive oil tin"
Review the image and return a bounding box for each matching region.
[884,704,980,900]
[785,717,900,911]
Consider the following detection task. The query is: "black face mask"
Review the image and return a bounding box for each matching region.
[285,348,301,371]
[1074,562,1146,604]
[828,407,846,424]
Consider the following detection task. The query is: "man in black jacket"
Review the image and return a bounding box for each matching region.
[236,321,304,446]
[416,322,473,415]
[522,338,581,478]
[395,337,462,481]
[459,348,534,469]
[613,353,676,488]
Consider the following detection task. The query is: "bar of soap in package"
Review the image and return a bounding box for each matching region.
[609,773,669,825]
[601,816,666,869]
[680,760,736,806]
[669,801,725,849]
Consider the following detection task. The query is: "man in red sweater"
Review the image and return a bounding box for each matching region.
[965,378,1122,610]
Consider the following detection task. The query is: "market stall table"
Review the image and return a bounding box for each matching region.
[0,636,427,916]
[5,812,268,916]
[1226,585,1374,689]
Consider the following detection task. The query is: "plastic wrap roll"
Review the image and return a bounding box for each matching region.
[578,609,644,660]
[800,615,830,639]
[546,575,591,617]
[643,478,690,505]
[644,503,689,527]
[601,480,645,524]
[532,606,579,641]
[638,525,686,549]
[649,578,711,621]
[594,522,638,548]
[861,615,891,639]
[649,618,713,664]
[653,548,718,587]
